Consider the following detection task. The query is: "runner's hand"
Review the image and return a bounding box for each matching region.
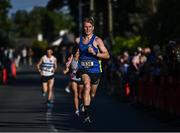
[88,47,96,55]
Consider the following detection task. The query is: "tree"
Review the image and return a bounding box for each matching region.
[13,10,30,37]
[28,7,47,37]
[0,0,12,45]
[46,0,64,11]
[12,6,75,43]
[143,0,180,45]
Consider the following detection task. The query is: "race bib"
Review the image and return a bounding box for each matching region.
[80,61,94,68]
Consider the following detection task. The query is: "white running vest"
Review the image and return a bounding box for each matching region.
[71,59,78,74]
[40,55,56,76]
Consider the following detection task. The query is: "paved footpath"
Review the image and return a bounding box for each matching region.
[0,65,180,132]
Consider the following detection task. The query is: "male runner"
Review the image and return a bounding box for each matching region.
[75,17,110,123]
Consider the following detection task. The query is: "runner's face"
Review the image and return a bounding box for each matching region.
[47,49,53,57]
[83,22,94,36]
[74,49,79,58]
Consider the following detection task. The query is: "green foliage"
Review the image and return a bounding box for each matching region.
[32,40,48,57]
[11,6,75,42]
[28,7,47,37]
[0,0,12,45]
[112,36,142,55]
[0,0,12,15]
[46,0,64,11]
[6,0,180,49]
[13,10,30,37]
[46,11,75,36]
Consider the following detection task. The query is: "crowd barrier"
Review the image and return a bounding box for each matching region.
[2,68,7,85]
[124,76,180,116]
[0,61,17,85]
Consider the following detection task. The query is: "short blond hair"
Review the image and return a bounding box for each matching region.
[83,17,94,26]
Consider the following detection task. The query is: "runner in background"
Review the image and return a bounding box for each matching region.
[63,46,84,116]
[36,47,57,107]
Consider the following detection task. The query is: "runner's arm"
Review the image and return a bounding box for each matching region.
[63,67,70,74]
[36,57,43,73]
[96,37,110,60]
[63,54,73,74]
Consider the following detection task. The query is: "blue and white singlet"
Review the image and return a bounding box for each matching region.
[40,55,56,76]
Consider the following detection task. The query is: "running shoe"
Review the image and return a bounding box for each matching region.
[70,74,81,82]
[71,76,81,82]
[83,116,91,123]
[42,92,47,97]
[65,87,71,93]
[75,110,80,116]
[80,104,85,112]
[47,100,53,108]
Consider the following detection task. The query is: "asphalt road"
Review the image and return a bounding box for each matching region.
[0,65,180,132]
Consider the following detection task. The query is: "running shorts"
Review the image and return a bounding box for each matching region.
[41,75,54,83]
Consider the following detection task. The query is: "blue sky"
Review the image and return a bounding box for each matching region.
[9,0,49,15]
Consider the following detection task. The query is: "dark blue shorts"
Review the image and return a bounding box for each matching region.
[41,75,54,83]
[78,69,101,85]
